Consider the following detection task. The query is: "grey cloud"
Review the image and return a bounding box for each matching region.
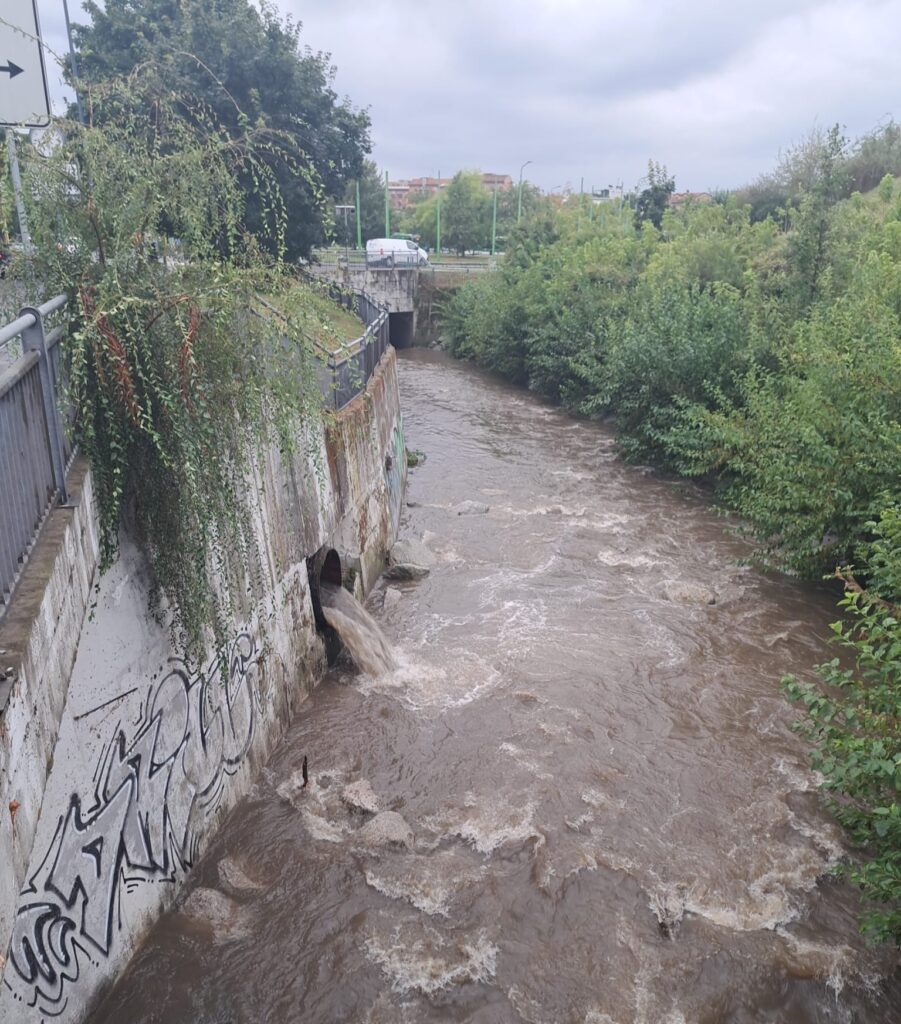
[29,0,901,192]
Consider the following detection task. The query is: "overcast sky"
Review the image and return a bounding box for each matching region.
[33,0,901,192]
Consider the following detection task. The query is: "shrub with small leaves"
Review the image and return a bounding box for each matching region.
[22,70,330,662]
[783,507,901,944]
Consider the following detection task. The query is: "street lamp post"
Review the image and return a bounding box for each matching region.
[517,160,532,223]
[335,204,355,265]
[384,171,390,237]
[63,0,86,125]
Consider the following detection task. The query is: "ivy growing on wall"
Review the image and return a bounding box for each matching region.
[22,70,328,661]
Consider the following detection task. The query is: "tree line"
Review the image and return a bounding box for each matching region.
[443,125,901,944]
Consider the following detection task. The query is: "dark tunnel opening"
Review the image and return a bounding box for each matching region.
[388,310,414,349]
[307,547,343,666]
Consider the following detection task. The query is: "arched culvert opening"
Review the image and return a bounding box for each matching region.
[307,547,344,666]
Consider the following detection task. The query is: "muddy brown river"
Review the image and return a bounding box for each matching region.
[95,350,900,1023]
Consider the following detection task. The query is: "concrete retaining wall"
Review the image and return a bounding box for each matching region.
[0,348,406,1023]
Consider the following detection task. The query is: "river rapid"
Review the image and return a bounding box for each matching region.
[95,350,900,1023]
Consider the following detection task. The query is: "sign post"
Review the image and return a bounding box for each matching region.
[6,133,31,251]
[1,0,51,254]
[0,0,51,128]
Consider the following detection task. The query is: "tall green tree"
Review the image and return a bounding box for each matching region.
[633,160,675,230]
[788,124,849,307]
[442,171,490,255]
[406,191,439,249]
[73,0,371,258]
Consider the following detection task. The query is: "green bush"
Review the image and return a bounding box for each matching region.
[23,72,329,660]
[784,508,901,943]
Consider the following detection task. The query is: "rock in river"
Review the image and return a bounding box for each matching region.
[452,500,490,516]
[356,811,413,849]
[342,779,381,814]
[385,537,434,580]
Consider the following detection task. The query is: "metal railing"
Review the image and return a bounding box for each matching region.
[0,295,73,619]
[365,250,424,269]
[310,246,500,274]
[322,289,390,409]
[258,283,391,411]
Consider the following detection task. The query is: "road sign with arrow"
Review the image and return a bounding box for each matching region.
[0,0,51,128]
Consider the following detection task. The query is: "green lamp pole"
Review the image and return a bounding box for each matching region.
[578,176,584,232]
[517,159,532,223]
[355,179,362,249]
[63,0,86,125]
[436,169,441,256]
[491,183,498,255]
[384,170,390,237]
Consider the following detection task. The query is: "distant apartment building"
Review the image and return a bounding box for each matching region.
[388,173,513,209]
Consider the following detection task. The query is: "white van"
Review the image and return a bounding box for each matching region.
[366,238,429,267]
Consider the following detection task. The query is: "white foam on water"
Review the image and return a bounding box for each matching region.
[364,920,498,997]
[580,788,625,811]
[534,844,599,893]
[596,549,663,569]
[772,756,824,793]
[648,852,826,933]
[630,607,686,667]
[499,741,553,780]
[300,808,346,844]
[648,881,694,937]
[591,843,639,877]
[355,648,501,711]
[565,812,594,832]
[179,887,254,943]
[506,985,551,1024]
[365,869,454,918]
[775,928,862,997]
[492,599,550,650]
[786,808,846,864]
[363,851,484,918]
[536,720,572,741]
[424,794,542,855]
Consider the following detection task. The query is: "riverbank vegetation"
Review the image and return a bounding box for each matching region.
[443,124,901,942]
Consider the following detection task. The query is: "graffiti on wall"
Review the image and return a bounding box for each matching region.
[3,633,261,1017]
[385,417,406,538]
